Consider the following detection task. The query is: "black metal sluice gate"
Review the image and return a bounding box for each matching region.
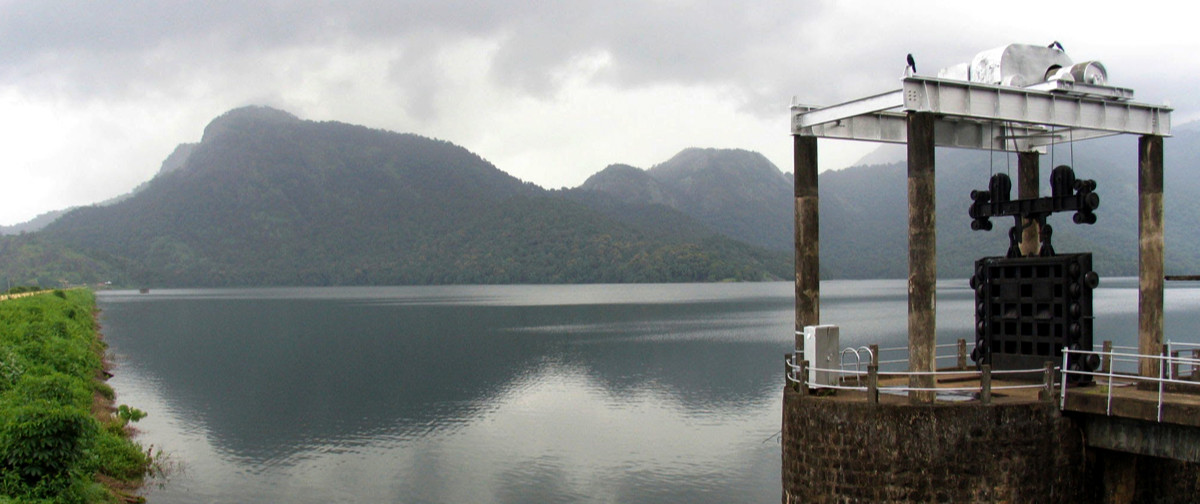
[971,254,1100,375]
[968,165,1101,378]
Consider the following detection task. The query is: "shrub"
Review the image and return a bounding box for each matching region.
[0,351,24,393]
[0,289,153,502]
[0,403,97,495]
[85,431,150,481]
[8,373,92,410]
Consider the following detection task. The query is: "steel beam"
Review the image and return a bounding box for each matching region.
[792,89,902,129]
[792,108,1124,151]
[901,77,1171,137]
[791,77,1172,151]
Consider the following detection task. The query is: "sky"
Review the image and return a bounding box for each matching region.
[2,0,1198,226]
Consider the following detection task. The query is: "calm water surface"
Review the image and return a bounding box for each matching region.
[96,279,1200,503]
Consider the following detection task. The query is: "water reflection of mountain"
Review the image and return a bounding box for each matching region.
[97,287,795,461]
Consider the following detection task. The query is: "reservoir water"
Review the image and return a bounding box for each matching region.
[96,279,1200,503]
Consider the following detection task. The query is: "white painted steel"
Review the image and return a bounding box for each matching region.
[1061,348,1200,422]
[901,77,1170,136]
[792,89,903,129]
[791,108,1124,151]
[792,77,1172,150]
[785,344,1056,400]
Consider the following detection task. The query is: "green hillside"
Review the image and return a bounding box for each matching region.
[5,105,1196,287]
[0,107,788,287]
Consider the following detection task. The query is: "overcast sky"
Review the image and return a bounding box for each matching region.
[2,0,1197,226]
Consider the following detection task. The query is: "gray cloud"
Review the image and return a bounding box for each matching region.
[1,0,1197,225]
[2,1,821,108]
[7,1,1186,115]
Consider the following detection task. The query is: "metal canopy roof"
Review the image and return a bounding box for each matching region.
[792,76,1173,152]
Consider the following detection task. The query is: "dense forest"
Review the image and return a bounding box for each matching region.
[3,106,1199,288]
[0,107,789,287]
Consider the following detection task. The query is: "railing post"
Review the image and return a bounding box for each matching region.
[1040,361,1054,401]
[867,364,879,404]
[1158,346,1167,422]
[957,338,967,370]
[1061,349,1071,410]
[1171,350,1180,381]
[869,344,879,368]
[785,353,795,392]
[981,364,992,405]
[1193,349,1200,382]
[798,359,809,395]
[1102,340,1113,373]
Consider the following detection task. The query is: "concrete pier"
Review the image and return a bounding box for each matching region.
[781,390,1087,503]
[1138,135,1165,378]
[906,112,936,403]
[794,135,820,344]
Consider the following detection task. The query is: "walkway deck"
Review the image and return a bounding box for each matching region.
[1063,376,1200,427]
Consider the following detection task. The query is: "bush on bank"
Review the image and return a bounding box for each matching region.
[0,289,151,503]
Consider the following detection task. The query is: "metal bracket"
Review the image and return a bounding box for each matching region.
[968,165,1099,257]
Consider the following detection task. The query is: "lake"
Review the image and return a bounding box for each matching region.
[96,278,1200,503]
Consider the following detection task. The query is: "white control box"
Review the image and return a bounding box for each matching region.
[803,325,840,387]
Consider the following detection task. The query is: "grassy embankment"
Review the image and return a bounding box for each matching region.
[0,289,154,503]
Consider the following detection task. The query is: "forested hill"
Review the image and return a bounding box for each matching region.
[567,125,1200,279]
[2,106,789,287]
[570,149,793,252]
[5,105,1198,287]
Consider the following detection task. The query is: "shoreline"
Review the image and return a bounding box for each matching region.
[0,289,156,502]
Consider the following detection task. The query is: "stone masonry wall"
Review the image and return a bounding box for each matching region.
[781,389,1089,503]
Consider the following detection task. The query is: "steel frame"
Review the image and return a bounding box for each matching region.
[792,76,1172,151]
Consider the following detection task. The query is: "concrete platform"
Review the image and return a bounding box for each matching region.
[1063,376,1200,427]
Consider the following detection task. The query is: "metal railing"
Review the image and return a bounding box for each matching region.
[787,338,1200,412]
[1167,340,1200,381]
[786,349,1055,404]
[1060,347,1200,422]
[873,342,967,369]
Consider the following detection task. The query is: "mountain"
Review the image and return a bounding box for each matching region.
[6,105,1197,287]
[573,148,793,251]
[0,210,69,236]
[568,128,1200,280]
[1,106,788,287]
[0,144,197,237]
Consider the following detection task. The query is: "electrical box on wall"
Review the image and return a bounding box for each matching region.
[803,325,840,387]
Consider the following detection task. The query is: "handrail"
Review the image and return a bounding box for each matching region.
[874,342,969,367]
[1061,348,1200,422]
[785,352,1053,403]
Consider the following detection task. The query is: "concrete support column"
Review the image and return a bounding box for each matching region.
[1102,451,1138,504]
[1138,135,1164,378]
[1018,151,1041,256]
[907,112,936,403]
[794,135,820,348]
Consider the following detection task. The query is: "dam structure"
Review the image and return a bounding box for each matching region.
[783,43,1198,503]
